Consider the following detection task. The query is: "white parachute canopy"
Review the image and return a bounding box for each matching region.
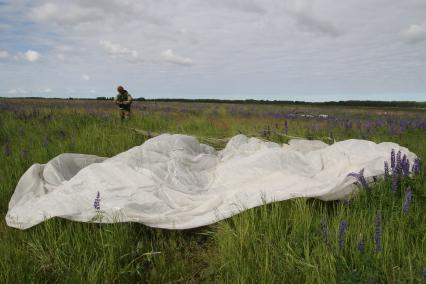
[6,134,417,230]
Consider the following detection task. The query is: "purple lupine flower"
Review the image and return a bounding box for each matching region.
[357,239,365,253]
[347,168,369,191]
[396,151,402,173]
[391,170,399,192]
[338,220,348,249]
[412,158,421,175]
[391,149,395,169]
[93,191,101,210]
[402,187,413,213]
[284,120,288,135]
[374,212,382,253]
[320,218,330,248]
[402,154,407,168]
[384,161,389,180]
[423,267,426,281]
[402,158,410,176]
[393,152,403,177]
[401,154,410,176]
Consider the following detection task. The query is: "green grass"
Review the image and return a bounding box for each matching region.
[0,100,425,283]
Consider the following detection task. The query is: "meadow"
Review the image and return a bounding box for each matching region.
[0,98,425,283]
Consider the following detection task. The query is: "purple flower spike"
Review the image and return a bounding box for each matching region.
[402,187,413,213]
[396,151,402,173]
[320,218,330,248]
[338,220,348,249]
[347,168,369,191]
[412,158,421,175]
[423,267,426,281]
[384,161,389,179]
[391,149,395,169]
[93,191,101,210]
[402,158,410,176]
[391,172,399,193]
[374,212,382,253]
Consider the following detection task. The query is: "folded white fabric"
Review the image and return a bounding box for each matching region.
[6,134,417,230]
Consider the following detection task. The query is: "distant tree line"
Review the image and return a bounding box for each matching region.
[1,96,425,108]
[96,97,146,101]
[146,98,426,108]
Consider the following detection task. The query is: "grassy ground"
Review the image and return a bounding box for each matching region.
[0,99,425,283]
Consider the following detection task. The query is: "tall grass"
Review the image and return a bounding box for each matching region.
[0,100,425,283]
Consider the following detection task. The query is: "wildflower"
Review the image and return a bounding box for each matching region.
[347,168,369,191]
[320,217,330,248]
[284,120,288,135]
[402,158,410,176]
[412,158,421,175]
[391,149,395,169]
[93,191,101,211]
[384,161,389,179]
[338,220,348,249]
[396,151,402,173]
[391,170,399,192]
[18,127,25,137]
[402,187,413,213]
[345,121,352,129]
[423,267,426,281]
[401,154,410,176]
[374,212,382,253]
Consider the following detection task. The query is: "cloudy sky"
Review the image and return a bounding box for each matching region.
[1,0,426,101]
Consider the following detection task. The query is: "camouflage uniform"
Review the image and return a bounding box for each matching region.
[114,90,133,119]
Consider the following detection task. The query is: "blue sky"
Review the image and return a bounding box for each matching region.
[0,0,426,101]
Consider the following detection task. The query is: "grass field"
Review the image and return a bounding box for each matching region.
[0,98,425,283]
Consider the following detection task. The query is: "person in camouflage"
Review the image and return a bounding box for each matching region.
[114,86,133,120]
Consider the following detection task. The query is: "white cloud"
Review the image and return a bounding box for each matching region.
[210,0,266,14]
[288,0,342,37]
[56,45,74,52]
[99,40,142,62]
[161,49,193,66]
[30,3,103,25]
[0,50,9,59]
[19,50,41,62]
[56,53,65,60]
[29,1,167,27]
[82,74,90,81]
[8,88,27,95]
[39,88,53,93]
[402,23,426,43]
